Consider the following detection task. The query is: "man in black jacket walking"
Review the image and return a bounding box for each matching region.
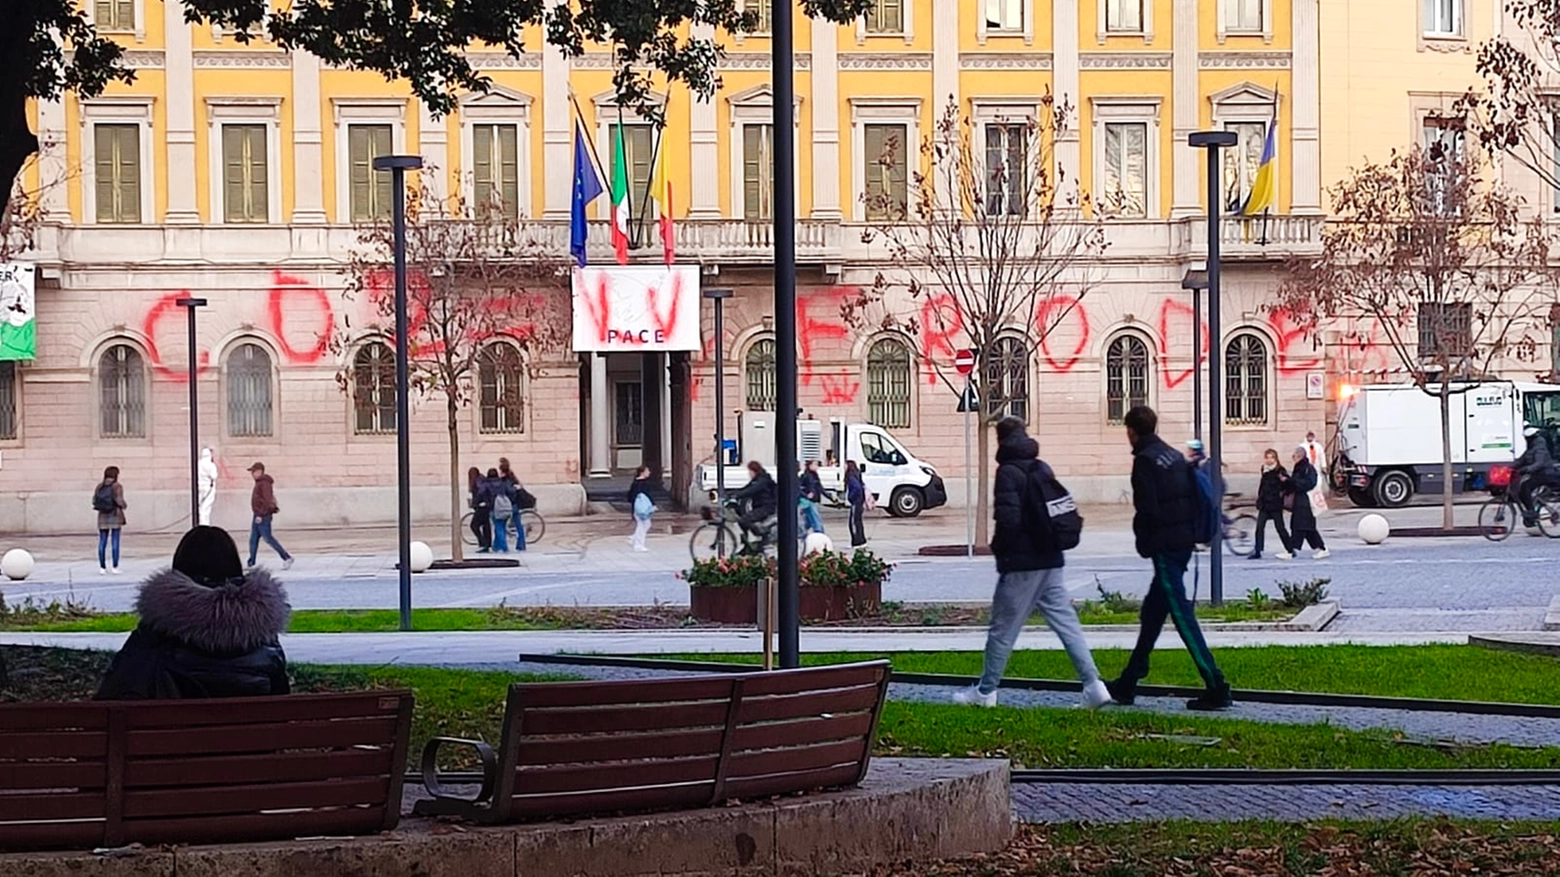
[1107,406,1231,711]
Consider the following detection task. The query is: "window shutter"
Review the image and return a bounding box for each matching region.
[631,126,654,215]
[887,126,907,214]
[743,125,763,220]
[349,126,371,222]
[473,124,495,207]
[115,0,133,29]
[222,126,246,222]
[114,127,140,223]
[94,126,118,222]
[499,125,519,219]
[372,126,393,221]
[247,127,268,222]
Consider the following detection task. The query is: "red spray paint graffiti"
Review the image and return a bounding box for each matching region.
[818,374,861,404]
[918,294,962,384]
[1268,305,1324,374]
[796,290,850,387]
[1036,295,1091,372]
[141,292,213,381]
[1155,299,1208,389]
[268,270,335,363]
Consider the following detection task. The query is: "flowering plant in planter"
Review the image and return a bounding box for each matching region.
[679,553,775,589]
[797,549,893,589]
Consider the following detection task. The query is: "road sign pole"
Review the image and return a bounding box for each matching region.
[964,377,973,558]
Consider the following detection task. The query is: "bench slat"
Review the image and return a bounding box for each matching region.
[731,711,875,752]
[516,754,721,796]
[726,739,868,781]
[3,761,107,790]
[514,676,737,709]
[0,820,104,852]
[516,728,724,767]
[127,748,391,789]
[0,732,107,760]
[121,806,391,847]
[0,703,110,732]
[124,692,406,729]
[508,782,714,820]
[737,662,889,698]
[520,701,730,736]
[735,685,881,724]
[123,777,390,819]
[0,792,105,822]
[126,716,400,756]
[722,762,863,801]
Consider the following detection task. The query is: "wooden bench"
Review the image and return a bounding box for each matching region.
[414,660,891,823]
[0,691,413,852]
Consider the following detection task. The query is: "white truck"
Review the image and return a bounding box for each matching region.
[695,414,948,517]
[1333,380,1560,507]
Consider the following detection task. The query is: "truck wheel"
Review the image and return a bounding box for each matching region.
[1372,470,1414,508]
[1346,487,1374,508]
[888,486,925,518]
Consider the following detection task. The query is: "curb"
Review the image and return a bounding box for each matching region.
[1545,594,1560,632]
[1470,634,1560,659]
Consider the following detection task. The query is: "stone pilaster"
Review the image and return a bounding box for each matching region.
[1052,0,1082,192]
[1171,0,1201,217]
[541,8,574,220]
[163,4,199,223]
[289,51,328,223]
[688,22,722,219]
[418,102,448,202]
[1290,0,1322,213]
[809,16,842,220]
[35,98,68,219]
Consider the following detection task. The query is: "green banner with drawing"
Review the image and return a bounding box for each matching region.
[0,263,35,361]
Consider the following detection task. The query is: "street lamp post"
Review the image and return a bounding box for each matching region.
[1188,130,1237,607]
[373,154,424,633]
[772,0,800,667]
[704,289,734,511]
[176,297,208,528]
[1181,270,1208,444]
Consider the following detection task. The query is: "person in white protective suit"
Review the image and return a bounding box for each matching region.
[198,448,219,526]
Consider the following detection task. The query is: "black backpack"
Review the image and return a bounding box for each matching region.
[1025,462,1083,552]
[91,482,117,513]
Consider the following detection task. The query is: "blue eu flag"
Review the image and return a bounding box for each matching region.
[571,124,604,267]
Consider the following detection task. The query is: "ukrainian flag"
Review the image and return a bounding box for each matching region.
[1242,104,1278,217]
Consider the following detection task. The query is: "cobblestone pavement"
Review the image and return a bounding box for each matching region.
[1011,782,1560,823]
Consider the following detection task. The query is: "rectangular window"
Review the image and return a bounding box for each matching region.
[1102,121,1148,218]
[1222,120,1267,212]
[0,362,15,441]
[95,0,134,31]
[94,124,141,224]
[985,0,1024,31]
[863,123,908,221]
[473,123,520,221]
[221,124,269,224]
[865,0,903,34]
[1422,117,1465,215]
[747,0,773,32]
[610,123,655,238]
[984,123,1028,216]
[348,124,394,222]
[1425,0,1461,35]
[1106,0,1143,32]
[1419,302,1473,362]
[1227,0,1262,31]
[742,123,774,221]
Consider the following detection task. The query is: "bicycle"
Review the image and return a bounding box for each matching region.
[459,507,546,547]
[689,499,776,561]
[1220,492,1257,558]
[1478,467,1560,542]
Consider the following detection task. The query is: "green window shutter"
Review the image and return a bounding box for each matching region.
[223,125,268,223]
[743,125,763,220]
[372,126,393,221]
[349,126,371,222]
[630,125,653,215]
[247,127,268,222]
[888,126,907,214]
[473,124,495,209]
[96,125,140,223]
[499,124,519,220]
[864,124,886,220]
[94,126,117,223]
[115,0,133,29]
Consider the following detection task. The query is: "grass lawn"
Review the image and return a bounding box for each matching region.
[644,644,1560,706]
[867,821,1560,876]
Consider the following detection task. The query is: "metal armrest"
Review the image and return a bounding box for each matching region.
[419,736,498,804]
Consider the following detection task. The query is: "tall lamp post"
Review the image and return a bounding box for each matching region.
[772,0,800,667]
[1181,270,1208,443]
[1188,130,1237,607]
[373,154,424,632]
[704,289,734,509]
[176,297,208,527]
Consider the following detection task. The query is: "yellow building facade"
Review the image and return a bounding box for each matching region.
[8,0,1340,533]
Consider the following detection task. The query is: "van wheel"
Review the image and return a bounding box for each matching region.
[1346,487,1374,508]
[888,486,924,518]
[1372,470,1414,508]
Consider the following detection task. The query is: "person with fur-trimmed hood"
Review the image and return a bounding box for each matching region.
[96,525,292,700]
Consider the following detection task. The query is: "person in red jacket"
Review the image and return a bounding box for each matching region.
[246,462,293,571]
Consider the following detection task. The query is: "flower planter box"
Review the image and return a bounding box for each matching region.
[689,584,759,624]
[688,581,883,625]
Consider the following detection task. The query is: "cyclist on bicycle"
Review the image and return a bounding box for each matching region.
[729,461,779,543]
[1514,426,1560,525]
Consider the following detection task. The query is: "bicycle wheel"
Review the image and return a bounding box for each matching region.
[1478,497,1516,542]
[1223,513,1257,557]
[520,509,545,545]
[460,512,477,547]
[1534,489,1560,539]
[689,521,737,562]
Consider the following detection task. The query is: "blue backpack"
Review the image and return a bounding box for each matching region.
[1189,464,1220,546]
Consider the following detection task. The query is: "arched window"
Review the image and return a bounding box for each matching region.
[0,361,16,441]
[984,335,1029,420]
[99,344,146,438]
[744,337,777,411]
[352,342,397,434]
[479,343,526,434]
[866,337,913,428]
[1225,332,1269,426]
[227,342,274,437]
[1105,333,1151,425]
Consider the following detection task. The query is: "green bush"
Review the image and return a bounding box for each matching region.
[680,549,893,589]
[1277,577,1331,608]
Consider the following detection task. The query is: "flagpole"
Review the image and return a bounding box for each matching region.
[568,93,608,182]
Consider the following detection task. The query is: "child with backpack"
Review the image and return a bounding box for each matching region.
[92,466,127,574]
[953,416,1112,710]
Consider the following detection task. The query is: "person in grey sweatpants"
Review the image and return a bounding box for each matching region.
[954,417,1112,709]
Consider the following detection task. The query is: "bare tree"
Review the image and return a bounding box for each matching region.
[1461,0,1560,192]
[336,182,569,561]
[1278,144,1554,529]
[843,94,1108,546]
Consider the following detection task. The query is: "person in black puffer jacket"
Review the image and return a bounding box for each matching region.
[1105,406,1231,712]
[1251,448,1295,560]
[96,526,291,700]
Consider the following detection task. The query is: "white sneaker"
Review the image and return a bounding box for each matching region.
[1081,680,1113,710]
[110,566,121,575]
[1275,551,1294,560]
[1313,549,1330,560]
[633,545,648,552]
[951,685,998,708]
[282,557,295,571]
[98,567,106,576]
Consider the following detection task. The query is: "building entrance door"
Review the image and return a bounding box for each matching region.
[613,380,644,471]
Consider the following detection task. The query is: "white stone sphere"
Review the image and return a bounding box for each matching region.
[1,548,34,581]
[803,532,835,556]
[1357,514,1390,545]
[408,541,434,573]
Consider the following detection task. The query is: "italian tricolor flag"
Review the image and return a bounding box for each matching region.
[610,126,630,265]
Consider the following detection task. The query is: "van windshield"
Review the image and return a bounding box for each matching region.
[1525,392,1560,430]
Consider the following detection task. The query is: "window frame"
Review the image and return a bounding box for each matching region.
[1217,0,1272,42]
[459,87,533,223]
[865,336,914,429]
[727,85,803,223]
[1097,0,1154,43]
[224,340,276,439]
[206,98,283,225]
[477,341,528,435]
[738,0,774,35]
[1091,98,1162,220]
[856,0,913,43]
[1104,332,1154,425]
[1223,331,1271,428]
[351,340,399,436]
[0,360,18,443]
[983,122,1030,217]
[98,342,148,440]
[90,0,145,39]
[744,336,778,412]
[984,335,1030,422]
[977,0,1035,44]
[1423,0,1463,38]
[1210,85,1278,215]
[80,99,155,226]
[331,99,409,224]
[592,92,670,237]
[850,98,921,223]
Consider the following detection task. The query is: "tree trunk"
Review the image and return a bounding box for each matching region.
[1440,385,1455,531]
[0,76,41,223]
[448,392,465,563]
[974,416,991,547]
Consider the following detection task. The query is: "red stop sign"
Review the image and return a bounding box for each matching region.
[954,349,976,376]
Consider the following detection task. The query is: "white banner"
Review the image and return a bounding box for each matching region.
[571,265,701,352]
[0,263,35,361]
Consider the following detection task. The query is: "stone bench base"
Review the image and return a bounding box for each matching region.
[6,758,1010,877]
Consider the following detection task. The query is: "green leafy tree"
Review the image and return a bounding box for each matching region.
[2,0,873,216]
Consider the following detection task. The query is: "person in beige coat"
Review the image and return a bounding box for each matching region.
[92,466,127,574]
